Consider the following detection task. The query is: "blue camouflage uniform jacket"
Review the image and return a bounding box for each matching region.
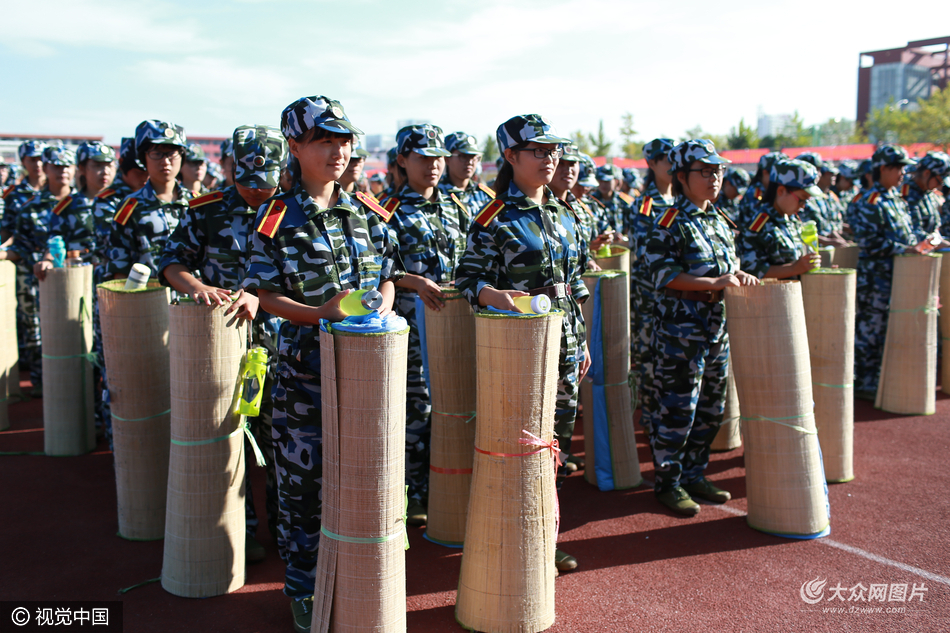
[387,184,466,287]
[902,181,943,237]
[849,184,921,262]
[10,188,77,266]
[737,201,805,279]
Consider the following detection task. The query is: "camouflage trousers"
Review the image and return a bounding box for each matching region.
[630,277,655,428]
[272,365,323,600]
[853,259,892,392]
[244,314,280,540]
[91,290,110,447]
[14,263,41,387]
[397,291,430,505]
[554,303,582,458]
[645,330,728,492]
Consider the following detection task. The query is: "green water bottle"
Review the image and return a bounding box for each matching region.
[339,288,384,316]
[236,347,268,417]
[801,221,820,269]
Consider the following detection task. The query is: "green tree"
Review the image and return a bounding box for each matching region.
[861,99,915,144]
[726,118,758,150]
[572,130,594,156]
[815,118,861,146]
[773,111,813,148]
[482,134,499,162]
[912,87,950,149]
[586,119,612,157]
[680,125,729,151]
[619,112,642,159]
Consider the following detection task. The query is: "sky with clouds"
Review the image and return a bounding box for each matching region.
[0,0,945,152]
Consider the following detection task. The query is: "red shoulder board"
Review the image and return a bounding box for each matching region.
[96,188,115,200]
[829,191,839,203]
[382,196,401,217]
[618,191,634,205]
[189,190,225,209]
[749,212,770,233]
[450,193,468,214]
[867,192,880,205]
[754,186,762,201]
[639,197,654,216]
[51,195,73,216]
[114,199,138,226]
[477,182,496,199]
[578,201,594,217]
[2,185,15,199]
[657,208,679,229]
[900,183,909,198]
[256,200,287,237]
[355,191,393,222]
[474,199,505,227]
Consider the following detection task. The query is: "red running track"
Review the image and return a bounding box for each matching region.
[1,381,947,633]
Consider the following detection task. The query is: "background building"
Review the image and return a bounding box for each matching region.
[857,36,950,123]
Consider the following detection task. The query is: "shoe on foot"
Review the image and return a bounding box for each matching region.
[682,478,731,504]
[555,549,578,572]
[290,596,313,633]
[406,500,427,527]
[566,454,585,472]
[655,486,700,516]
[246,533,265,563]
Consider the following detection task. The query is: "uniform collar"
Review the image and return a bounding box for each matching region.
[504,181,559,211]
[675,195,715,217]
[397,183,444,206]
[140,180,186,203]
[293,182,360,218]
[643,181,674,205]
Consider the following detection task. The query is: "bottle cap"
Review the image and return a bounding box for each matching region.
[361,289,384,311]
[124,263,151,290]
[530,295,551,314]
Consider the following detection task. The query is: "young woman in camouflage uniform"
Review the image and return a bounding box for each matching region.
[642,140,758,517]
[439,131,495,225]
[737,158,824,280]
[456,114,590,573]
[386,124,465,524]
[241,96,402,633]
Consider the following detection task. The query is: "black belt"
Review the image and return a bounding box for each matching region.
[663,288,723,303]
[529,283,571,299]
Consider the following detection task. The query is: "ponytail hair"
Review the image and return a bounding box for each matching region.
[492,143,526,195]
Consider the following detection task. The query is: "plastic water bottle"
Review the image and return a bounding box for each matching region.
[513,295,552,314]
[236,347,268,417]
[339,288,384,316]
[124,263,151,290]
[48,236,66,268]
[801,221,821,270]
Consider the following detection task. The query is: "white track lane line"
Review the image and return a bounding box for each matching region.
[710,501,950,586]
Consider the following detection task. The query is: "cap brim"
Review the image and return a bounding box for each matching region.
[151,138,186,148]
[578,177,598,187]
[414,148,452,157]
[530,133,572,145]
[804,185,825,199]
[318,120,364,136]
[699,154,731,165]
[236,168,281,189]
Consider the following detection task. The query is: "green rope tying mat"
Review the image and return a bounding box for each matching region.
[813,382,853,389]
[111,409,171,422]
[473,309,565,320]
[96,279,167,294]
[432,410,475,423]
[118,577,161,595]
[740,413,817,435]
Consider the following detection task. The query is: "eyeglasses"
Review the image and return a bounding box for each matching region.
[515,147,563,160]
[791,191,810,206]
[688,166,725,179]
[146,149,183,162]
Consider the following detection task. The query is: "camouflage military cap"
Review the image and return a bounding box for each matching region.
[871,144,914,169]
[220,138,233,159]
[280,95,362,141]
[560,143,583,163]
[642,138,675,161]
[386,147,398,165]
[496,114,570,152]
[595,164,615,181]
[369,171,386,183]
[770,158,824,198]
[668,139,730,172]
[76,141,115,164]
[184,143,206,163]
[917,151,950,178]
[18,140,47,160]
[577,154,598,187]
[42,145,76,166]
[233,125,287,189]
[795,152,824,171]
[857,159,873,176]
[206,160,223,180]
[396,124,451,157]
[135,119,186,162]
[351,140,370,159]
[119,137,144,172]
[758,150,789,172]
[445,132,482,155]
[724,166,751,189]
[495,155,505,170]
[836,160,859,180]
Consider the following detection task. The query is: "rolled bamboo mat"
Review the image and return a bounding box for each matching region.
[939,251,950,395]
[0,261,17,430]
[40,266,95,456]
[97,280,171,539]
[710,357,741,452]
[875,254,940,415]
[456,311,562,633]
[833,244,860,270]
[312,321,409,633]
[725,280,830,539]
[592,244,630,276]
[579,271,640,490]
[801,269,856,483]
[162,301,247,598]
[423,289,476,547]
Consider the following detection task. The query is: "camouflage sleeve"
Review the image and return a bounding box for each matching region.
[942,198,950,237]
[242,226,284,296]
[850,200,912,258]
[738,227,771,279]
[9,213,33,263]
[158,204,205,285]
[92,198,116,256]
[106,209,137,278]
[645,220,683,290]
[365,209,404,282]
[455,221,502,306]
